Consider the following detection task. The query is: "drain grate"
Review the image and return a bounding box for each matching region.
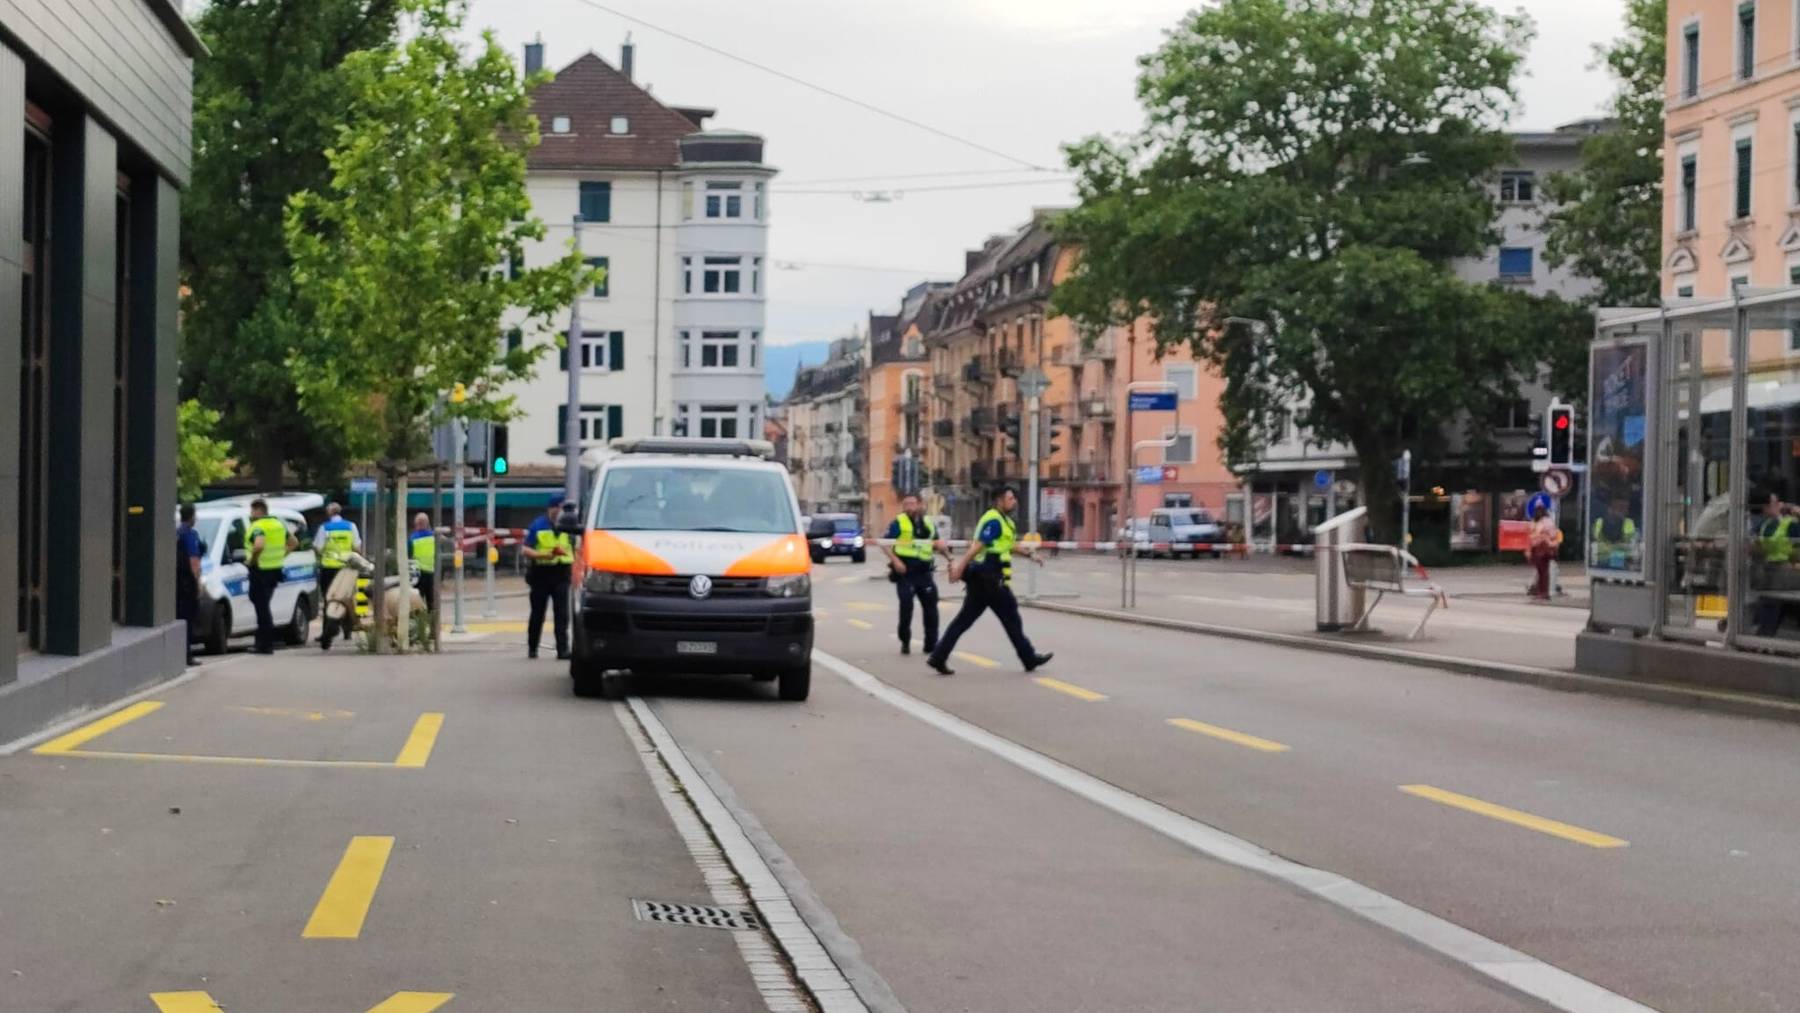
[632,899,763,931]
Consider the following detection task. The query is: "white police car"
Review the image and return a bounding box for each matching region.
[188,494,323,654]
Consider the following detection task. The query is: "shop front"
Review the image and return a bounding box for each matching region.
[1580,291,1800,697]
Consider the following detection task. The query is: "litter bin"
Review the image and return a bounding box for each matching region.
[1313,507,1367,631]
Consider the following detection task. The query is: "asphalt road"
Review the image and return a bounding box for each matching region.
[1,559,1795,1012]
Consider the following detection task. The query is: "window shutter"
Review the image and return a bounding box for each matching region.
[609,331,624,371]
[506,327,522,353]
[608,405,623,439]
[557,405,567,440]
[558,341,568,371]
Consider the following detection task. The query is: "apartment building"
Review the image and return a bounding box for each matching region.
[1664,0,1800,296]
[784,337,866,515]
[504,40,773,466]
[1235,126,1602,545]
[864,283,952,526]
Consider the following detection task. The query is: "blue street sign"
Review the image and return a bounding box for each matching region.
[1128,391,1178,412]
[1135,465,1164,484]
[1313,469,1332,490]
[350,477,377,495]
[1526,492,1553,518]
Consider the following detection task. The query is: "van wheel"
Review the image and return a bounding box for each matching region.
[571,656,603,698]
[851,550,866,564]
[205,606,231,656]
[777,663,811,702]
[283,595,312,646]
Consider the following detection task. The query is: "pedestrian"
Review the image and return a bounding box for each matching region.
[879,493,946,655]
[245,498,296,655]
[523,495,574,659]
[314,502,359,637]
[409,512,438,611]
[175,503,201,665]
[1526,501,1560,601]
[1751,487,1800,637]
[926,486,1053,676]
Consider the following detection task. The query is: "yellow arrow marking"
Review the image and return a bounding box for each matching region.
[366,992,455,1012]
[229,706,354,721]
[151,993,221,1012]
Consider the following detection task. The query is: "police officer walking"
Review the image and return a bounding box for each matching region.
[879,493,946,655]
[927,486,1053,676]
[314,502,359,644]
[524,495,574,659]
[409,512,438,611]
[246,498,296,655]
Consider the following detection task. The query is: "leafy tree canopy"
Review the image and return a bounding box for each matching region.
[1053,0,1584,537]
[176,399,235,504]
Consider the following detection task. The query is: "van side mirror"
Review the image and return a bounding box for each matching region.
[806,518,835,540]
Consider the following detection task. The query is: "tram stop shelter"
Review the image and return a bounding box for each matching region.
[1581,289,1800,698]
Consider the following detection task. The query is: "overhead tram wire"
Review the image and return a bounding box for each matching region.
[566,0,1051,171]
[776,178,1078,196]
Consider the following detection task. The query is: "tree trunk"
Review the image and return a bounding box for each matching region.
[394,471,410,654]
[254,439,285,493]
[1353,438,1402,546]
[368,475,386,655]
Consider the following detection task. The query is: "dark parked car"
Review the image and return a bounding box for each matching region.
[809,513,866,563]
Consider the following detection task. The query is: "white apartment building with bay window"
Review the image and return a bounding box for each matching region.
[502,39,773,466]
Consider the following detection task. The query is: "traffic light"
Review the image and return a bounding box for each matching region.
[1000,412,1022,458]
[1044,411,1064,458]
[1547,404,1574,467]
[491,425,509,476]
[1528,413,1547,464]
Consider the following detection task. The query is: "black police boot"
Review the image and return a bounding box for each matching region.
[926,654,955,676]
[900,640,911,655]
[1024,652,1054,672]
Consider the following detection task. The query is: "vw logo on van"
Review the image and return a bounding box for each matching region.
[688,575,713,600]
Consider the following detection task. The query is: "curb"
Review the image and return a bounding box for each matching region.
[1022,599,1800,726]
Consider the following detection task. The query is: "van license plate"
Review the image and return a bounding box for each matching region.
[676,641,718,655]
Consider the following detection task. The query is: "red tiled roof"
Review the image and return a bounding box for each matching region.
[527,54,700,171]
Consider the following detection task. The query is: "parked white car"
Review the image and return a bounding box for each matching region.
[187,494,323,654]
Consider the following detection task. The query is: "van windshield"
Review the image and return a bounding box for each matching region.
[595,467,797,534]
[1165,510,1215,527]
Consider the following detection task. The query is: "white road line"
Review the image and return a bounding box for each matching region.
[814,651,1657,1013]
[619,700,874,1013]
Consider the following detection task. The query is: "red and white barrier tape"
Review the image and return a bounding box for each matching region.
[862,539,1314,554]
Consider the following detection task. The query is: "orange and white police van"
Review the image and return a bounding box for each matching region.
[566,438,823,701]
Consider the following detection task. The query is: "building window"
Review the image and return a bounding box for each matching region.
[1677,285,1696,297]
[698,404,740,439]
[585,256,609,297]
[1736,138,1755,219]
[754,182,766,220]
[704,181,744,219]
[609,116,629,135]
[578,180,611,222]
[557,403,623,446]
[1740,2,1758,79]
[752,257,762,295]
[1681,155,1698,231]
[696,255,743,294]
[701,330,741,368]
[1164,364,1198,399]
[551,116,570,134]
[1683,23,1701,97]
[1791,122,1800,206]
[1499,170,1535,203]
[1162,428,1196,464]
[1733,275,1751,291]
[749,330,761,368]
[560,330,623,372]
[1498,247,1534,280]
[1491,398,1533,430]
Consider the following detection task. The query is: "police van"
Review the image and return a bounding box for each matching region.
[189,494,323,654]
[566,438,821,701]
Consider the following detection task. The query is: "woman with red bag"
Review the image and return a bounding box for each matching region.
[1527,502,1561,600]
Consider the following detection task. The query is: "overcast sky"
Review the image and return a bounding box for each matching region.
[466,0,1627,348]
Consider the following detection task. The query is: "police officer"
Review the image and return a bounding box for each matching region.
[1752,488,1800,636]
[176,504,202,666]
[409,512,438,611]
[246,498,296,655]
[1590,496,1638,569]
[927,486,1053,676]
[523,495,574,659]
[315,503,359,643]
[879,493,946,655]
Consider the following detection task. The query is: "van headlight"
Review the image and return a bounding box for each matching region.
[765,573,810,598]
[853,536,865,548]
[584,570,635,595]
[816,538,832,548]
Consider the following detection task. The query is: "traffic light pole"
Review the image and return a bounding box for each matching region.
[483,467,497,618]
[1025,395,1040,600]
[452,419,466,634]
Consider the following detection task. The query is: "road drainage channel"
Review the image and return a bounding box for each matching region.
[616,699,886,1013]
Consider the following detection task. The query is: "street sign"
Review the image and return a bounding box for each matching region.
[1161,466,1179,482]
[1313,469,1332,490]
[1135,465,1164,484]
[1128,391,1178,412]
[350,477,377,495]
[1016,368,1050,398]
[1541,470,1572,498]
[1526,492,1554,519]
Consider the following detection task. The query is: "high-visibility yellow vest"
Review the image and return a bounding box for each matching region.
[319,520,356,569]
[531,527,573,566]
[1760,516,1795,564]
[1592,517,1637,558]
[894,514,934,561]
[975,508,1016,581]
[410,530,437,571]
[249,516,289,571]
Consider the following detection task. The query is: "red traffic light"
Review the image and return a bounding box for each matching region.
[1553,414,1571,430]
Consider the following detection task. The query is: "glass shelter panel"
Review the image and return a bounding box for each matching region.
[1660,308,1734,638]
[1737,297,1800,651]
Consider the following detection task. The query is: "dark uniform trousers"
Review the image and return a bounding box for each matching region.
[931,568,1036,665]
[527,564,571,655]
[895,566,939,651]
[248,569,282,653]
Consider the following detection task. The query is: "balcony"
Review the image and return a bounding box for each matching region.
[969,462,992,485]
[932,372,956,395]
[900,397,924,416]
[931,418,955,440]
[963,357,991,385]
[823,422,840,434]
[1073,462,1115,484]
[996,347,1022,378]
[966,407,994,434]
[1080,389,1115,419]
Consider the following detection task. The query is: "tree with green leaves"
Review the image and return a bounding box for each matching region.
[1053,0,1579,540]
[284,0,593,649]
[182,0,419,489]
[1542,0,1665,311]
[176,399,235,503]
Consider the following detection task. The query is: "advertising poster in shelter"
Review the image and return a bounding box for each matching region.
[1450,492,1490,551]
[1587,342,1649,575]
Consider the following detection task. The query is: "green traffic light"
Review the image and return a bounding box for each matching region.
[493,456,509,475]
